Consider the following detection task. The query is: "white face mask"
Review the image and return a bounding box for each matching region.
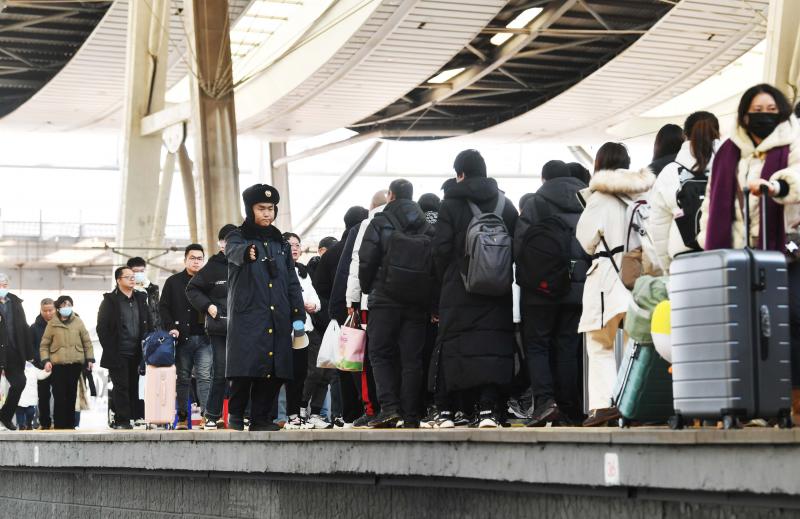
[134,272,146,284]
[0,288,7,298]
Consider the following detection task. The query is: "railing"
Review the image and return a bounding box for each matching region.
[0,220,191,240]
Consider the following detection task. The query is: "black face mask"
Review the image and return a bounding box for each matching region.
[746,112,781,140]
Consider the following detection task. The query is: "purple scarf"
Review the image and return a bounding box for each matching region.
[705,138,789,251]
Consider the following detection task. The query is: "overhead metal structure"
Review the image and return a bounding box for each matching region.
[0,0,112,118]
[350,0,675,137]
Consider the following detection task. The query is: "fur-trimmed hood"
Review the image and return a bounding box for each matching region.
[589,167,655,197]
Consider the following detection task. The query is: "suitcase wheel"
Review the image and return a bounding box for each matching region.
[722,415,741,430]
[778,411,793,430]
[668,414,684,431]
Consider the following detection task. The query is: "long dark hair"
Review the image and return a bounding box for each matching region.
[683,111,719,174]
[652,123,684,161]
[737,83,792,129]
[594,142,630,172]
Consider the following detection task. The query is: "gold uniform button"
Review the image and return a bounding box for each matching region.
[270,305,275,311]
[269,352,273,356]
[294,309,298,313]
[268,283,273,288]
[267,374,271,379]
[268,328,273,334]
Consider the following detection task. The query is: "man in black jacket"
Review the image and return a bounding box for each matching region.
[186,224,236,430]
[0,272,35,431]
[514,160,588,426]
[359,179,435,428]
[97,266,153,429]
[127,257,161,329]
[432,150,519,429]
[30,298,56,429]
[160,244,210,430]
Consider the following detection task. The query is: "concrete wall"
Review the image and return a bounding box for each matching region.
[0,469,797,519]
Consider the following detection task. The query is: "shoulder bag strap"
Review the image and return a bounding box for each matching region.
[466,200,482,217]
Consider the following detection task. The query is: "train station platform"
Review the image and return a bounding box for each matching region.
[0,427,797,517]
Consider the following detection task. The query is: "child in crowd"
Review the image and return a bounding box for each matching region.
[16,361,48,430]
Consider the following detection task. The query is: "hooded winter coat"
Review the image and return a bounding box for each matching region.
[432,176,519,392]
[358,199,434,308]
[225,223,306,379]
[39,314,95,366]
[514,176,588,306]
[649,140,719,271]
[698,117,800,250]
[30,314,49,366]
[576,167,656,333]
[346,204,387,310]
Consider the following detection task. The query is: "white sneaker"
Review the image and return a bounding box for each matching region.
[203,418,218,430]
[307,414,332,430]
[433,411,455,429]
[283,414,312,430]
[478,411,499,429]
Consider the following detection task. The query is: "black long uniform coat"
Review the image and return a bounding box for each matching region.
[431,176,519,392]
[225,223,306,380]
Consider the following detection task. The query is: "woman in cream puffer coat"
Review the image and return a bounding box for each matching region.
[576,143,656,425]
[649,111,720,271]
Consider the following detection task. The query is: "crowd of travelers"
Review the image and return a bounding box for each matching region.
[0,82,799,431]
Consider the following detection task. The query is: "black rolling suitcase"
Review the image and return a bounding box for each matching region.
[669,186,792,429]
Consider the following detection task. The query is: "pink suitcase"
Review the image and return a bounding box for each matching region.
[145,365,176,426]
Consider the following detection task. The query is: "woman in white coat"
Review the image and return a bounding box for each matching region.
[649,111,720,272]
[698,84,800,423]
[576,143,656,426]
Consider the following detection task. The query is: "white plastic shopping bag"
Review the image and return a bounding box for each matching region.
[316,320,341,369]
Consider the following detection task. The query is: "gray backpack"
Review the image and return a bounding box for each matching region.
[462,196,513,296]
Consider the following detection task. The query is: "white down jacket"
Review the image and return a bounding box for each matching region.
[698,117,800,250]
[649,140,719,271]
[576,167,656,333]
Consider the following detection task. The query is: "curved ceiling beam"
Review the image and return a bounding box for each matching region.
[349,0,578,129]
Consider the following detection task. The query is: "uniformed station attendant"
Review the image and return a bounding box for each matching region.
[224,184,306,432]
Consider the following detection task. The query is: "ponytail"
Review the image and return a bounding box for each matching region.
[684,111,720,174]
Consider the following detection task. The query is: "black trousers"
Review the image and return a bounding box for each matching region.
[37,377,53,428]
[51,363,82,429]
[108,355,139,425]
[205,334,228,420]
[0,350,25,422]
[522,303,582,419]
[229,377,283,428]
[284,346,308,417]
[367,306,427,420]
[302,329,335,414]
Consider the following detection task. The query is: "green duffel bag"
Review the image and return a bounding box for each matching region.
[614,342,674,425]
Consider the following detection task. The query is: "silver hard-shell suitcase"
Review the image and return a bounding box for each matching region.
[669,187,792,429]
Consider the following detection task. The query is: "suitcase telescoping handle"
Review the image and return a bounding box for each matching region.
[744,186,772,361]
[742,185,771,250]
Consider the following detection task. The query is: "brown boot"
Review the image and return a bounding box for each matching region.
[792,388,800,425]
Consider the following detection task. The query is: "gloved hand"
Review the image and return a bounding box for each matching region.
[245,244,257,263]
[292,320,305,335]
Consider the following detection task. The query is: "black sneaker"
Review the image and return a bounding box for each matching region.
[454,411,471,427]
[367,411,401,429]
[111,422,133,430]
[526,401,564,428]
[477,409,500,429]
[228,415,245,431]
[0,416,17,431]
[353,413,374,429]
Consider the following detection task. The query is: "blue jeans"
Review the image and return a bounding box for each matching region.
[176,335,212,421]
[15,406,35,429]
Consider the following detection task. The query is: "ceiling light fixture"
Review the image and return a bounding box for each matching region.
[428,67,466,84]
[490,7,544,46]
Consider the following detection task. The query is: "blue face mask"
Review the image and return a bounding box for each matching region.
[134,272,146,284]
[58,307,73,318]
[0,289,7,298]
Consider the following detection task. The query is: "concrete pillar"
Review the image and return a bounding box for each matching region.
[269,142,292,231]
[118,0,170,250]
[764,0,800,103]
[184,0,241,251]
[177,143,199,243]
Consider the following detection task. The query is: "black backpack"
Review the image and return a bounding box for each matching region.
[380,211,434,305]
[674,163,708,251]
[516,197,588,299]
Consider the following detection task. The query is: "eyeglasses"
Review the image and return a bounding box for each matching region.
[187,256,204,262]
[120,276,136,281]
